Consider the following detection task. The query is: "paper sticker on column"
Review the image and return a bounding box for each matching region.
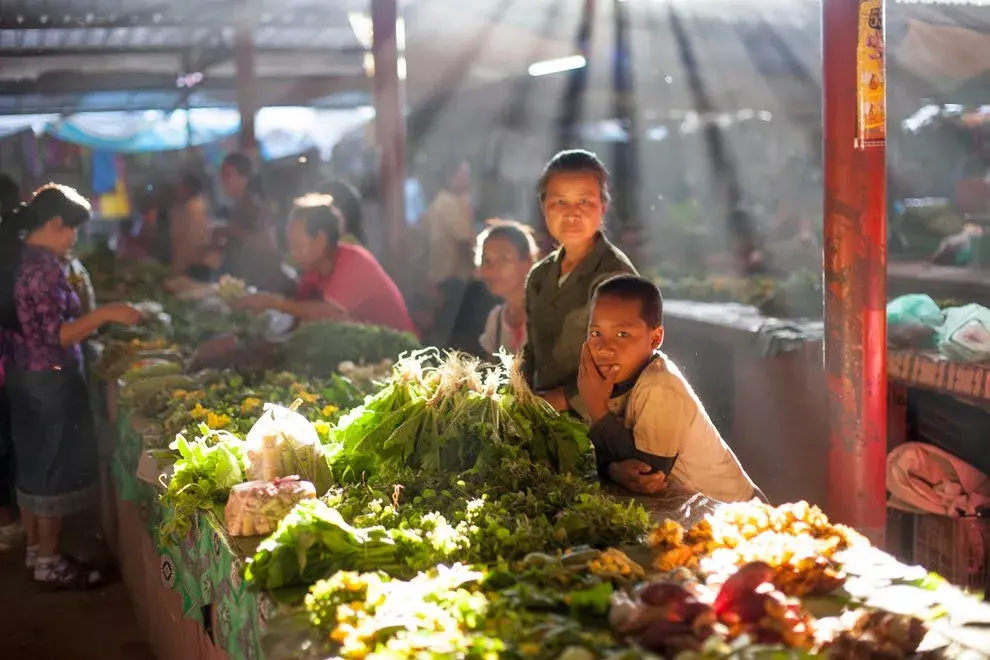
[857,0,885,149]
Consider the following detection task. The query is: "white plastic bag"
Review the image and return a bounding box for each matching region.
[245,402,332,494]
[937,304,990,363]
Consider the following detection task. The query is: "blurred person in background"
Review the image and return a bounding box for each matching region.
[117,187,164,262]
[233,193,416,334]
[421,160,476,344]
[0,173,21,550]
[476,219,538,356]
[169,172,210,278]
[0,185,143,587]
[215,176,297,296]
[319,180,367,245]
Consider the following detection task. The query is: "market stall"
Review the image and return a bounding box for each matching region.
[77,252,990,660]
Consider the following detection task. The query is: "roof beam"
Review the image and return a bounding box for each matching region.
[0,9,346,31]
[0,43,363,58]
[0,72,371,98]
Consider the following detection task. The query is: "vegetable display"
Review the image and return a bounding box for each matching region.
[329,349,592,480]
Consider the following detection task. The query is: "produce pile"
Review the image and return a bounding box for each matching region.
[96,256,984,660]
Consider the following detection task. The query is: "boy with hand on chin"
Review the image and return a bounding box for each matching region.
[577,275,760,502]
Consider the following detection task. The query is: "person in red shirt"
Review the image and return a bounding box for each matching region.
[234,193,417,335]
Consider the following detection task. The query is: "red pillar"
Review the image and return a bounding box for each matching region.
[234,21,258,154]
[822,0,888,545]
[372,0,407,272]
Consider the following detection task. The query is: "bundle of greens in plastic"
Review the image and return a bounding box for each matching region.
[245,400,333,496]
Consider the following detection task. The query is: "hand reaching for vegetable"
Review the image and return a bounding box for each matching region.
[231,293,284,313]
[101,303,144,327]
[609,459,667,495]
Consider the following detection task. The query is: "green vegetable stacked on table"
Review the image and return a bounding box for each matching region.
[161,428,250,537]
[329,349,592,481]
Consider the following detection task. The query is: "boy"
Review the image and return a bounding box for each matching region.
[577,274,760,502]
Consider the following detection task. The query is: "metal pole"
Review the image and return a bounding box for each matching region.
[234,20,258,154]
[372,0,406,271]
[822,0,887,545]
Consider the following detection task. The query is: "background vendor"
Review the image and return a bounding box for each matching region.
[234,193,417,335]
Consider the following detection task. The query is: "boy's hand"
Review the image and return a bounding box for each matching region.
[578,342,619,422]
[608,460,667,495]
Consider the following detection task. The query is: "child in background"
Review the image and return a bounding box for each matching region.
[475,220,539,356]
[577,274,760,502]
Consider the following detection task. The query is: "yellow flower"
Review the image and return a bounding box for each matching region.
[190,403,207,420]
[321,404,339,418]
[171,389,189,400]
[206,411,231,429]
[241,398,263,415]
[296,391,319,405]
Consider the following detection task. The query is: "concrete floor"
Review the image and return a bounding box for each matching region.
[0,514,155,660]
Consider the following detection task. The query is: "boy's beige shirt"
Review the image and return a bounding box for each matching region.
[606,352,757,502]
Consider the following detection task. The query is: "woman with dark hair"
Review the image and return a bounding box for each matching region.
[320,180,366,245]
[234,193,416,334]
[0,184,142,587]
[475,219,539,356]
[521,149,637,415]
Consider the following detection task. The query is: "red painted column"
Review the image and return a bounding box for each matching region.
[822,0,888,545]
[372,0,407,272]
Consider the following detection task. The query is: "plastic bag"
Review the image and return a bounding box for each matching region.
[225,476,317,537]
[937,304,990,363]
[245,402,332,495]
[886,294,943,328]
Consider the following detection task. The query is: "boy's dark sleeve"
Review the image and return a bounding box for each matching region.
[589,412,677,481]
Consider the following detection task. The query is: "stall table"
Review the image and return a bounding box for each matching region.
[660,300,827,506]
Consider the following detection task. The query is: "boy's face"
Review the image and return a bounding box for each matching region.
[587,294,664,383]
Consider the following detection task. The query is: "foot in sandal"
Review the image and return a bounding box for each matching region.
[34,555,104,589]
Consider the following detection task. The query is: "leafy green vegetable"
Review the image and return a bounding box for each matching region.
[278,321,420,376]
[244,499,402,590]
[328,349,593,481]
[160,427,249,537]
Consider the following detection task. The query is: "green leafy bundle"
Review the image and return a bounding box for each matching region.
[161,428,249,537]
[244,499,402,590]
[328,350,592,481]
[277,321,420,376]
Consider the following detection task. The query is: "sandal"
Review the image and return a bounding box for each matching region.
[34,557,105,590]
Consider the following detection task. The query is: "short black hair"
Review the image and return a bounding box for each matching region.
[592,274,663,327]
[537,149,611,206]
[291,193,344,247]
[222,152,254,178]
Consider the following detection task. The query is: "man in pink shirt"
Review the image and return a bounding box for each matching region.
[235,193,417,336]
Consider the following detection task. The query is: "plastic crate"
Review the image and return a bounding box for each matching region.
[913,514,990,594]
[908,390,990,477]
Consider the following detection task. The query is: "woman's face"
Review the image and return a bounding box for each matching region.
[478,236,532,300]
[40,217,79,257]
[287,216,328,271]
[542,171,604,249]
